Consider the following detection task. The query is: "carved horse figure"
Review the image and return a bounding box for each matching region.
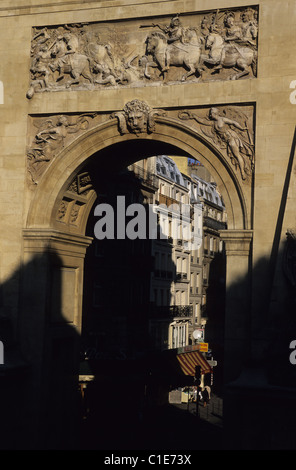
[200,31,257,80]
[50,52,94,87]
[144,29,203,81]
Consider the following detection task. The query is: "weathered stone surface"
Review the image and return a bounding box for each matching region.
[26,6,259,99]
[0,0,296,451]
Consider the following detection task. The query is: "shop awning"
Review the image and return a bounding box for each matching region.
[176,350,212,376]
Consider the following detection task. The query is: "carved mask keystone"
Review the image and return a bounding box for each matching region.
[111,100,166,135]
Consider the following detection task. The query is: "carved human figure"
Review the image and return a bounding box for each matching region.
[206,107,253,180]
[151,15,185,72]
[223,13,242,43]
[63,32,80,54]
[144,28,202,81]
[153,15,184,44]
[240,9,258,45]
[26,45,52,98]
[32,116,71,162]
[200,25,257,80]
[29,114,93,163]
[27,114,95,184]
[179,107,254,180]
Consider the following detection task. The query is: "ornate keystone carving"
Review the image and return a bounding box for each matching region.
[111,100,166,135]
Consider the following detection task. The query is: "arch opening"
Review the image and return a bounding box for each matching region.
[22,117,253,449]
[78,146,228,448]
[26,117,250,234]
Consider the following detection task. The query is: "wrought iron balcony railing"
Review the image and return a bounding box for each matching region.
[150,305,193,318]
[131,164,158,190]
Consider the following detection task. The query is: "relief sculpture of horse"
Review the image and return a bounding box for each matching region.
[50,52,94,88]
[144,29,203,81]
[200,31,257,80]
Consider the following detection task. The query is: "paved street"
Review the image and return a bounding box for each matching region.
[79,394,226,450]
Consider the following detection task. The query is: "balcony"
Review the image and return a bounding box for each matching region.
[150,305,193,318]
[132,164,158,191]
[158,194,179,208]
[204,216,227,231]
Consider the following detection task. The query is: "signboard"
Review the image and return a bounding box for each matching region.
[198,343,208,352]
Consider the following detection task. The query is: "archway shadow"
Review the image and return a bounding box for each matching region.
[0,249,83,450]
[2,124,296,449]
[0,223,296,450]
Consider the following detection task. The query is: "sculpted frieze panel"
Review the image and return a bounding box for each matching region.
[27,100,165,184]
[27,101,254,186]
[26,6,258,98]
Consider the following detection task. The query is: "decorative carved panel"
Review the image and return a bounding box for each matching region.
[27,113,97,184]
[177,104,255,182]
[55,171,94,227]
[27,101,255,185]
[26,6,258,98]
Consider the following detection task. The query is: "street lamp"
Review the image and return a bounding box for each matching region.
[192,329,203,343]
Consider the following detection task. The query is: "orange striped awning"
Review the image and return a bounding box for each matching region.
[176,350,212,376]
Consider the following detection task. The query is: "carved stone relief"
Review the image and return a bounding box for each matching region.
[177,105,254,182]
[27,102,254,185]
[111,99,166,135]
[26,6,258,98]
[27,113,97,184]
[55,172,94,227]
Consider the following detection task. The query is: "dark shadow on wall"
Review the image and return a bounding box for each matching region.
[2,132,296,449]
[0,240,296,449]
[0,249,82,450]
[222,242,296,450]
[202,249,226,396]
[79,166,182,449]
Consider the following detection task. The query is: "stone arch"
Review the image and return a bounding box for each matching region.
[26,115,251,234]
[22,113,253,385]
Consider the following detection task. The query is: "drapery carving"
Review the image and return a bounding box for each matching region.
[27,113,96,184]
[26,7,258,98]
[178,105,254,182]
